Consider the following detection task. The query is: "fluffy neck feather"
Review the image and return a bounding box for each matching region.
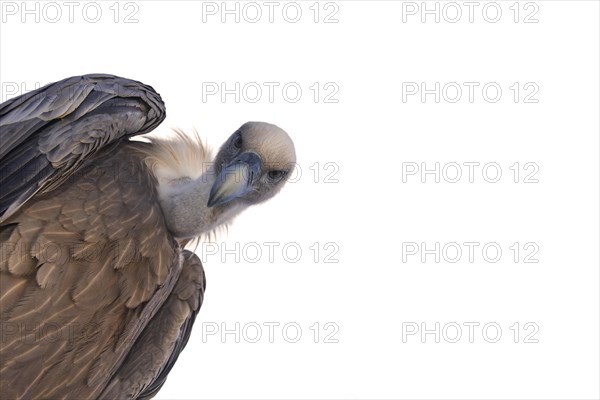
[134,129,244,240]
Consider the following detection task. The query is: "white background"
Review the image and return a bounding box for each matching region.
[1,1,599,399]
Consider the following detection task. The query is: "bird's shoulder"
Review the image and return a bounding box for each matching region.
[0,74,166,222]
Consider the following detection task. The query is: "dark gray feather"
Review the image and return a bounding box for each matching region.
[0,74,166,222]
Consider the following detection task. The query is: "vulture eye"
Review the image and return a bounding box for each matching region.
[268,170,286,182]
[233,134,243,149]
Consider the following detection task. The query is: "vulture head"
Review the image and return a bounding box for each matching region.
[148,121,296,240]
[209,121,296,208]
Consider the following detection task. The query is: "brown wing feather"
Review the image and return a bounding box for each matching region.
[99,250,206,399]
[0,147,181,399]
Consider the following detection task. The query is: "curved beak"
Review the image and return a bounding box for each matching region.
[208,151,262,207]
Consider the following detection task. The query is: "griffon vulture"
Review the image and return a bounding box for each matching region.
[0,74,296,399]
